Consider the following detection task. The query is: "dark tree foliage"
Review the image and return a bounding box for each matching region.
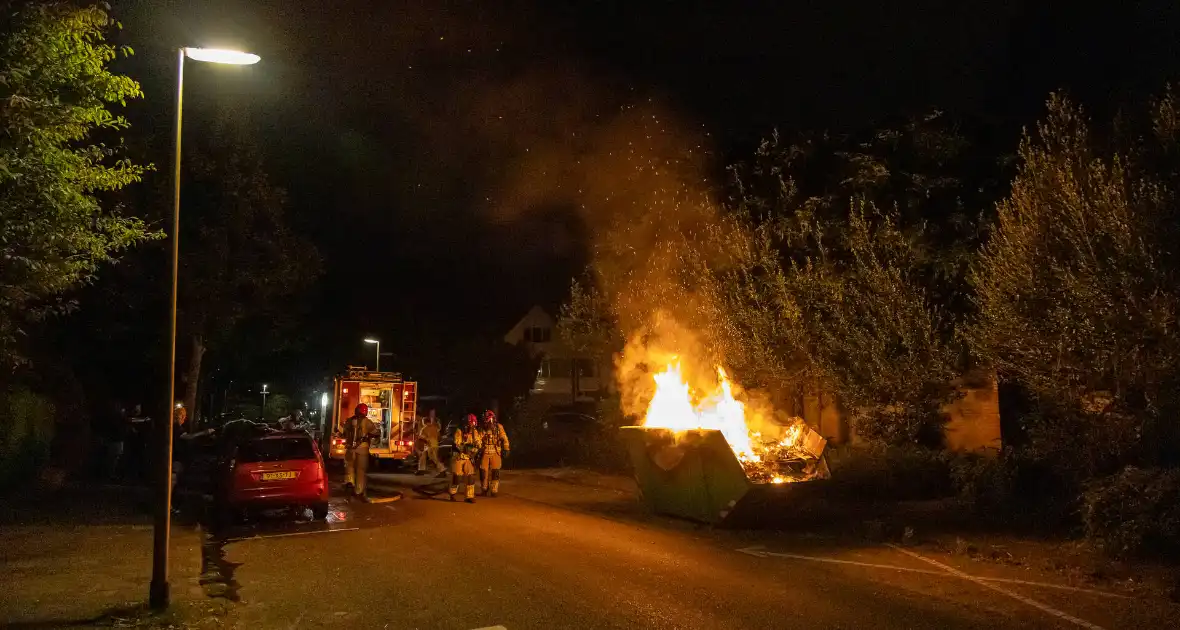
[0,2,157,363]
[718,113,1007,443]
[175,121,322,417]
[560,112,1007,445]
[729,112,1010,321]
[968,92,1180,473]
[437,337,539,417]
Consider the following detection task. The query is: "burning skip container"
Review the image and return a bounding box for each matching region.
[619,424,831,525]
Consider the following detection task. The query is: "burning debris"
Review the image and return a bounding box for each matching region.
[639,360,829,485]
[746,424,830,484]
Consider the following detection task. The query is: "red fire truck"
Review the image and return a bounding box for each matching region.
[326,367,419,466]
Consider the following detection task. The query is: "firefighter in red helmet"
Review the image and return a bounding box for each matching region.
[479,409,510,497]
[342,403,377,500]
[449,413,481,503]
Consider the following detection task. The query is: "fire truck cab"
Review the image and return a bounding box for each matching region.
[327,367,418,465]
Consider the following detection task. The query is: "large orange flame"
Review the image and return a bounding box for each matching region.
[641,360,762,460]
[641,360,813,481]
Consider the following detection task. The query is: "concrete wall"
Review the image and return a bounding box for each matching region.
[941,372,1002,454]
[818,392,847,444]
[802,385,849,445]
[802,373,1002,453]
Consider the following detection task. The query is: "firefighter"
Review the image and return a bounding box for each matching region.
[449,414,481,503]
[416,409,445,475]
[341,403,378,500]
[479,409,510,497]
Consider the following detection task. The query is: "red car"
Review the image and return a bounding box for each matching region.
[220,431,330,521]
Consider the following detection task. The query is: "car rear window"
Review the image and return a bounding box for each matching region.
[237,436,316,463]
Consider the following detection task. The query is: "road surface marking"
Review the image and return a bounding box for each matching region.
[225,527,360,543]
[888,544,1106,630]
[471,626,507,630]
[735,546,1130,599]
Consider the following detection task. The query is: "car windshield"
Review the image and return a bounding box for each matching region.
[237,436,316,463]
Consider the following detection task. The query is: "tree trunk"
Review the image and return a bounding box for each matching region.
[184,335,206,426]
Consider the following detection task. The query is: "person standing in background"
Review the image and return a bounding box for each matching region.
[101,401,128,481]
[416,409,445,476]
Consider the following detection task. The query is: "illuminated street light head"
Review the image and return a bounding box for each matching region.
[183,47,260,65]
[364,338,379,344]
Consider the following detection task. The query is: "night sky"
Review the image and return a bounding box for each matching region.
[89,0,1180,400]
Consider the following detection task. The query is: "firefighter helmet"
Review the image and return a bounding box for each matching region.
[483,410,497,424]
[355,403,369,416]
[466,413,478,427]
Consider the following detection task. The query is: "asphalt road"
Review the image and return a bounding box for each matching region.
[188,472,1180,630]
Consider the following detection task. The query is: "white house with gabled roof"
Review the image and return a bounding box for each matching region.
[504,305,603,403]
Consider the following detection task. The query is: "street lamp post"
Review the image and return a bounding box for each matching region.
[261,383,269,415]
[152,46,260,611]
[319,391,329,449]
[365,338,381,372]
[320,392,329,432]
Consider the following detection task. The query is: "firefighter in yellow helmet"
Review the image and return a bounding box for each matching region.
[449,414,481,503]
[479,410,510,497]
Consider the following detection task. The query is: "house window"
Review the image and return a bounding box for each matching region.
[541,357,571,378]
[524,326,552,343]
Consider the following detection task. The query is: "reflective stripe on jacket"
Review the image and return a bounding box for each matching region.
[480,423,510,455]
[343,415,377,448]
[454,428,482,459]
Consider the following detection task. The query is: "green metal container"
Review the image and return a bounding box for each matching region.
[620,425,829,525]
[619,426,754,524]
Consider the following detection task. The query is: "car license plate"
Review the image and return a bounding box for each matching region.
[261,471,297,481]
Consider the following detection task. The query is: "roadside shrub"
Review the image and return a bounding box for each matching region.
[950,407,1138,532]
[504,395,631,472]
[950,453,1018,514]
[968,92,1180,472]
[825,444,953,500]
[568,427,630,473]
[1083,467,1180,559]
[950,448,1081,531]
[554,395,631,473]
[0,387,57,489]
[503,396,547,466]
[594,393,628,430]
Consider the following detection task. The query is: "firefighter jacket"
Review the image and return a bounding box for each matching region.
[480,423,510,456]
[454,428,482,460]
[418,422,441,445]
[342,414,378,448]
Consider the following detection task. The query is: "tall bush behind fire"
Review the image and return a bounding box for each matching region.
[561,111,974,448]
